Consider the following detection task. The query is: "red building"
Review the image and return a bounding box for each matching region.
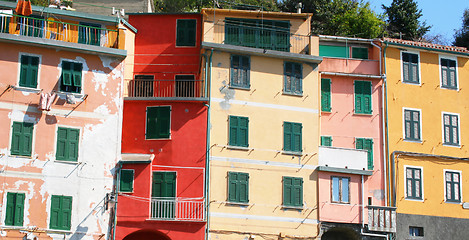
[115,13,207,240]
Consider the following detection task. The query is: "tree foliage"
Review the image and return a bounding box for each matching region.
[154,0,278,13]
[453,8,469,49]
[382,0,430,40]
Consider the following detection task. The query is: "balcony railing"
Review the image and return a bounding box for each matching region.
[126,79,207,99]
[150,197,205,221]
[0,13,119,48]
[367,206,397,233]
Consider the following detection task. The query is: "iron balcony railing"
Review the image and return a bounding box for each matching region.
[126,79,206,99]
[367,206,397,233]
[0,12,119,48]
[150,197,205,221]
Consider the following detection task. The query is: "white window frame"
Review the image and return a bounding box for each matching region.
[2,190,28,227]
[402,107,422,142]
[438,55,458,90]
[443,169,462,203]
[331,176,350,204]
[441,112,460,147]
[16,52,42,91]
[400,50,421,86]
[404,165,424,202]
[57,58,86,96]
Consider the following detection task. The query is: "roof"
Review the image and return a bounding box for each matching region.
[383,37,469,55]
[202,8,311,20]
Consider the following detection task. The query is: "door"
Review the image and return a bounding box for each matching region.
[152,172,176,219]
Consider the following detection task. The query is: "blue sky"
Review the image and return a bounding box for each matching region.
[368,0,469,44]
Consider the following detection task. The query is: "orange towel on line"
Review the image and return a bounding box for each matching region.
[15,0,32,16]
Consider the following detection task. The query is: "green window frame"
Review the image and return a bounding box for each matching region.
[56,127,79,162]
[406,167,422,200]
[230,55,250,88]
[356,138,373,170]
[10,121,33,157]
[284,62,302,95]
[283,122,302,153]
[176,19,196,47]
[402,52,419,84]
[404,109,421,141]
[351,47,369,59]
[331,176,350,203]
[146,106,171,139]
[354,80,372,114]
[445,171,461,203]
[5,192,25,226]
[321,78,331,112]
[443,113,459,146]
[283,176,303,207]
[441,58,457,89]
[50,195,72,230]
[119,169,134,193]
[228,172,249,203]
[228,116,249,147]
[321,136,332,146]
[19,55,39,89]
[60,61,82,94]
[78,22,101,46]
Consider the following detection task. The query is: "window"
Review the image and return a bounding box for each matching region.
[152,172,176,219]
[228,172,249,203]
[78,22,101,46]
[321,136,332,146]
[133,75,154,97]
[331,176,349,203]
[283,122,302,153]
[321,78,331,112]
[402,52,419,84]
[229,116,249,147]
[119,169,134,193]
[56,127,79,162]
[440,58,457,89]
[351,47,368,59]
[50,195,72,230]
[354,80,372,114]
[230,55,250,88]
[5,192,25,226]
[445,171,461,203]
[60,61,82,94]
[409,226,424,237]
[283,176,303,207]
[176,19,196,47]
[284,62,302,95]
[406,167,422,200]
[146,106,171,139]
[19,55,39,88]
[404,109,421,141]
[443,113,459,146]
[10,121,33,157]
[355,138,373,170]
[319,45,349,58]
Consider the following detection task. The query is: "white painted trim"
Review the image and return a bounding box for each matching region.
[58,58,86,95]
[210,156,316,170]
[403,165,424,202]
[211,98,318,114]
[2,190,28,227]
[17,52,42,90]
[443,169,462,203]
[145,105,172,140]
[53,125,83,163]
[0,102,112,120]
[402,107,423,142]
[209,212,318,225]
[438,54,459,90]
[400,50,421,86]
[441,111,461,147]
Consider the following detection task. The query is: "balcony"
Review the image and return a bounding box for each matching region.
[150,197,205,221]
[125,79,207,100]
[319,57,380,76]
[367,206,397,232]
[318,146,371,174]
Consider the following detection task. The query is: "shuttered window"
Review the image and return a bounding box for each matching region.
[5,192,25,226]
[119,169,134,193]
[319,45,349,58]
[354,80,372,114]
[176,19,196,47]
[321,136,332,147]
[402,52,419,84]
[356,138,373,170]
[321,78,331,112]
[146,106,171,139]
[441,58,457,89]
[351,47,368,59]
[19,55,39,88]
[443,113,459,146]
[50,195,72,230]
[406,167,422,200]
[284,62,302,95]
[152,172,176,219]
[230,55,250,88]
[10,121,33,156]
[60,61,82,93]
[445,171,461,203]
[283,122,302,153]
[331,176,349,203]
[56,127,79,162]
[229,116,249,147]
[283,176,303,207]
[404,109,421,141]
[228,172,249,203]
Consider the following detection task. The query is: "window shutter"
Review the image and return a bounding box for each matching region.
[72,62,82,87]
[187,19,196,46]
[61,196,72,230]
[68,128,79,161]
[14,193,25,226]
[228,172,237,202]
[56,127,67,160]
[229,116,238,146]
[30,56,39,88]
[321,136,332,146]
[176,20,185,46]
[293,177,303,206]
[21,122,33,156]
[163,172,176,198]
[120,169,134,192]
[5,193,15,226]
[62,61,72,86]
[239,117,248,147]
[292,123,302,152]
[356,138,364,150]
[239,173,249,203]
[146,107,158,139]
[363,81,372,113]
[157,107,171,139]
[50,196,61,229]
[321,78,331,111]
[152,172,164,197]
[283,177,292,206]
[10,122,22,155]
[283,122,292,151]
[355,81,363,113]
[19,56,29,87]
[365,139,373,170]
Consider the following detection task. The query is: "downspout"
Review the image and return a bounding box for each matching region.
[382,41,392,207]
[111,163,122,240]
[361,175,365,229]
[204,48,213,240]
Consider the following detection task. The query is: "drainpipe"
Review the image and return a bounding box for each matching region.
[361,175,365,229]
[382,41,392,207]
[203,48,213,240]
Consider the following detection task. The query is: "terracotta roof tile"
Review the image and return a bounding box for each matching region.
[383,37,469,54]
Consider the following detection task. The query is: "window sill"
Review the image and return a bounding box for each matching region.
[13,86,41,93]
[226,145,250,151]
[281,205,303,210]
[229,85,251,91]
[441,86,458,91]
[330,201,350,205]
[405,197,423,202]
[55,160,80,165]
[145,137,171,140]
[281,151,303,156]
[321,109,332,113]
[45,229,72,234]
[353,112,373,116]
[403,139,422,143]
[56,91,85,100]
[402,80,421,85]
[282,92,303,97]
[9,154,33,159]
[443,143,461,148]
[444,200,461,204]
[226,201,249,206]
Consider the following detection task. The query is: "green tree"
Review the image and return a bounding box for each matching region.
[382,0,430,40]
[453,8,469,49]
[154,0,278,13]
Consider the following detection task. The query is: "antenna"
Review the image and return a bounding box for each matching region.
[296,2,302,14]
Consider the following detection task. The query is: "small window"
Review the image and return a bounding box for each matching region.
[78,22,101,46]
[176,19,196,47]
[445,171,461,203]
[351,47,368,59]
[19,55,39,89]
[409,226,424,236]
[60,61,82,94]
[331,176,349,203]
[5,192,25,226]
[230,55,250,89]
[228,172,249,203]
[283,176,303,207]
[120,169,134,193]
[50,195,72,230]
[440,58,457,89]
[146,106,171,139]
[321,136,332,146]
[56,127,80,162]
[354,80,372,114]
[356,138,373,170]
[10,121,33,157]
[443,113,459,146]
[406,167,422,200]
[283,62,302,95]
[321,78,331,112]
[229,116,249,147]
[283,122,302,153]
[404,109,421,141]
[402,52,419,84]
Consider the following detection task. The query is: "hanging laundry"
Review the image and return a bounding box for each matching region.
[45,92,56,111]
[15,0,32,16]
[39,92,57,111]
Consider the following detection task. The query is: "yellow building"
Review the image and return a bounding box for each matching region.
[383,38,469,239]
[201,8,322,239]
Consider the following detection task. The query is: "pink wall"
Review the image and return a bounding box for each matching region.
[319,58,380,75]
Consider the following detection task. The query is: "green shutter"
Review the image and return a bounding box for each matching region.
[146,106,171,139]
[5,193,15,226]
[228,172,249,203]
[19,55,39,88]
[283,177,292,206]
[228,172,237,202]
[283,177,303,207]
[319,45,349,58]
[72,62,82,87]
[11,122,33,156]
[10,122,22,155]
[352,47,368,59]
[321,136,332,146]
[120,169,134,192]
[13,193,25,226]
[61,196,72,230]
[283,122,292,151]
[56,127,79,162]
[56,128,67,160]
[284,122,302,152]
[355,81,372,114]
[50,196,61,229]
[229,116,249,147]
[403,53,419,83]
[292,123,302,152]
[356,138,373,170]
[22,123,33,156]
[238,173,249,203]
[62,61,72,86]
[176,19,196,46]
[157,107,171,138]
[152,172,176,198]
[50,195,72,230]
[321,78,331,112]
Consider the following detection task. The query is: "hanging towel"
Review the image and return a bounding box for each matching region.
[39,92,48,110]
[15,0,32,16]
[45,92,56,111]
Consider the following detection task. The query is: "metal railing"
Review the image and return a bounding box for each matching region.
[150,197,205,221]
[0,13,119,48]
[126,79,206,99]
[367,206,397,232]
